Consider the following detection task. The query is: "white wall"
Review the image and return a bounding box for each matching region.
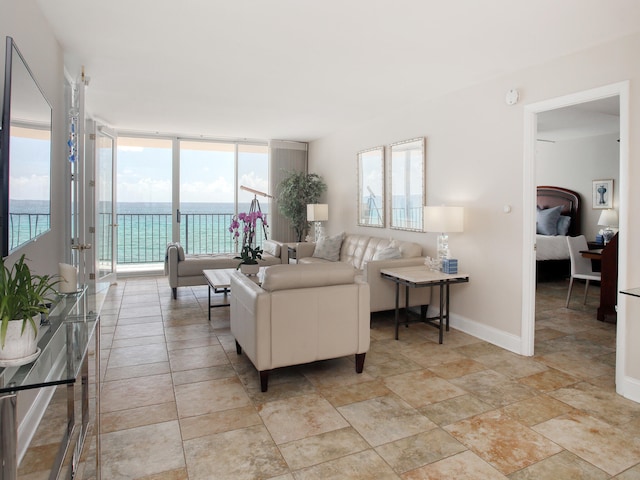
[537,132,620,240]
[309,32,640,398]
[0,0,67,460]
[0,0,66,274]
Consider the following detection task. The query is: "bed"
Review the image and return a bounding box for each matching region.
[536,186,582,280]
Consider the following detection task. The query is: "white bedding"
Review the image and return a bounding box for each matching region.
[536,234,569,261]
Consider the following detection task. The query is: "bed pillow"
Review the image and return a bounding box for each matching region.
[536,206,562,235]
[557,215,571,236]
[312,232,344,261]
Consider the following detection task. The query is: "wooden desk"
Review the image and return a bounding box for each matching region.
[580,233,618,322]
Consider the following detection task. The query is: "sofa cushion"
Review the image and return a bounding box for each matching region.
[312,232,344,261]
[261,263,355,292]
[262,240,280,258]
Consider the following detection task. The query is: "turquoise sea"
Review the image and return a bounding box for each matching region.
[10,200,269,264]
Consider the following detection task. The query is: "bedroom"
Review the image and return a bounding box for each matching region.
[534,95,620,370]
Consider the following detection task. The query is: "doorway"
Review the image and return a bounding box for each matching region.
[522,82,629,395]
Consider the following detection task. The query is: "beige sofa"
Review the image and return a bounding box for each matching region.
[230,263,370,392]
[291,233,431,312]
[165,240,285,299]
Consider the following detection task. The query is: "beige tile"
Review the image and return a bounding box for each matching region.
[105,361,171,382]
[294,449,401,480]
[101,373,175,413]
[321,379,392,407]
[137,468,189,480]
[278,427,370,470]
[401,450,507,480]
[428,358,487,379]
[301,357,376,389]
[338,395,436,447]
[171,364,236,386]
[445,410,562,475]
[113,321,165,339]
[179,405,262,441]
[614,464,640,479]
[419,394,494,426]
[101,402,177,434]
[174,377,251,418]
[517,368,578,392]
[118,305,163,320]
[384,370,467,407]
[107,342,168,368]
[534,411,640,475]
[258,393,349,444]
[509,450,609,480]
[164,323,213,342]
[183,424,288,480]
[376,429,466,474]
[500,394,574,426]
[168,343,230,371]
[100,421,185,479]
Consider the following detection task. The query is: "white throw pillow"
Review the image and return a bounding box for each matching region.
[262,240,280,257]
[312,232,344,261]
[372,246,402,261]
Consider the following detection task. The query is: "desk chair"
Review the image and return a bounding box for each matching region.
[566,235,601,308]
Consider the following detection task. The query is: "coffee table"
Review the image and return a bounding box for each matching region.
[203,268,263,321]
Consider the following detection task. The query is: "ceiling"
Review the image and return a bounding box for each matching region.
[35,0,640,142]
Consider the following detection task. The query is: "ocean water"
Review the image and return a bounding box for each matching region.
[10,200,269,264]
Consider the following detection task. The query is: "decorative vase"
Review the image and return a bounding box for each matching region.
[240,263,260,276]
[0,315,40,364]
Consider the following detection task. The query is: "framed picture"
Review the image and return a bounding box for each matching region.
[357,146,385,227]
[592,179,613,209]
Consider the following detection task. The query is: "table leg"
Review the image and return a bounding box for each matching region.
[404,284,410,329]
[438,283,445,344]
[445,283,451,332]
[208,284,211,322]
[394,282,400,340]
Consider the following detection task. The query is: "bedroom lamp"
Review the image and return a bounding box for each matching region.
[597,209,618,245]
[307,204,329,242]
[424,206,464,269]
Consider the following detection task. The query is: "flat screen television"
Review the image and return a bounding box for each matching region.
[0,36,52,257]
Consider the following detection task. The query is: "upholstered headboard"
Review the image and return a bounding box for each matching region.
[537,186,581,236]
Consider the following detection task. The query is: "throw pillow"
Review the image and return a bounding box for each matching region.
[557,215,571,236]
[536,206,562,235]
[372,246,402,261]
[262,240,280,257]
[312,232,344,261]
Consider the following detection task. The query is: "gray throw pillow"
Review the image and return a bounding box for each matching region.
[372,246,402,261]
[536,206,562,235]
[312,232,344,261]
[557,215,571,236]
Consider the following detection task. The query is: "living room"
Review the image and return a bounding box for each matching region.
[2,1,640,478]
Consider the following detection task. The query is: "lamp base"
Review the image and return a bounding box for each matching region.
[436,233,450,271]
[314,221,325,242]
[602,227,615,245]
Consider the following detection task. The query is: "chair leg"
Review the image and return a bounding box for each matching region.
[172,287,177,299]
[565,278,575,307]
[582,280,590,305]
[355,353,366,373]
[259,370,270,392]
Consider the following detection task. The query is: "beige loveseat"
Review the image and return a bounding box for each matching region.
[230,263,370,392]
[291,233,431,312]
[165,240,285,299]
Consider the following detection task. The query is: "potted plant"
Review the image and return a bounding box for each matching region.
[0,254,58,364]
[235,244,263,275]
[277,171,327,242]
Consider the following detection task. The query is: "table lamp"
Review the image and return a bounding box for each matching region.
[423,206,464,269]
[597,209,618,245]
[307,204,329,241]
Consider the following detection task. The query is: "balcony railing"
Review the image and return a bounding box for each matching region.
[105,212,250,264]
[9,213,51,250]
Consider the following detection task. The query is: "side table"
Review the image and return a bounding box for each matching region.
[381,266,469,343]
[287,246,297,264]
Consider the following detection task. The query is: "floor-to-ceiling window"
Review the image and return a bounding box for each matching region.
[116,136,268,271]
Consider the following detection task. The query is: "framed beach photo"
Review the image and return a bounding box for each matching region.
[592,179,613,209]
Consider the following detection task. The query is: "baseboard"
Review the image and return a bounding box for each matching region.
[447,311,522,355]
[617,374,640,403]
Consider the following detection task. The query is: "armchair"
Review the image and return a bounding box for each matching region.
[230,263,370,392]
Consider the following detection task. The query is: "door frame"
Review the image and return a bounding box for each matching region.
[95,124,118,285]
[521,81,630,396]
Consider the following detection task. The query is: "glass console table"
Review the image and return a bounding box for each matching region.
[0,282,108,480]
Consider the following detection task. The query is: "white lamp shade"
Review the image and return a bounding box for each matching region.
[424,206,464,233]
[307,204,329,222]
[597,209,618,227]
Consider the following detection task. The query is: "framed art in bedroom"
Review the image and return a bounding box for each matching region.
[592,179,613,209]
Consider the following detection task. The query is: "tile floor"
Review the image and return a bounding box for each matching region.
[72,276,640,478]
